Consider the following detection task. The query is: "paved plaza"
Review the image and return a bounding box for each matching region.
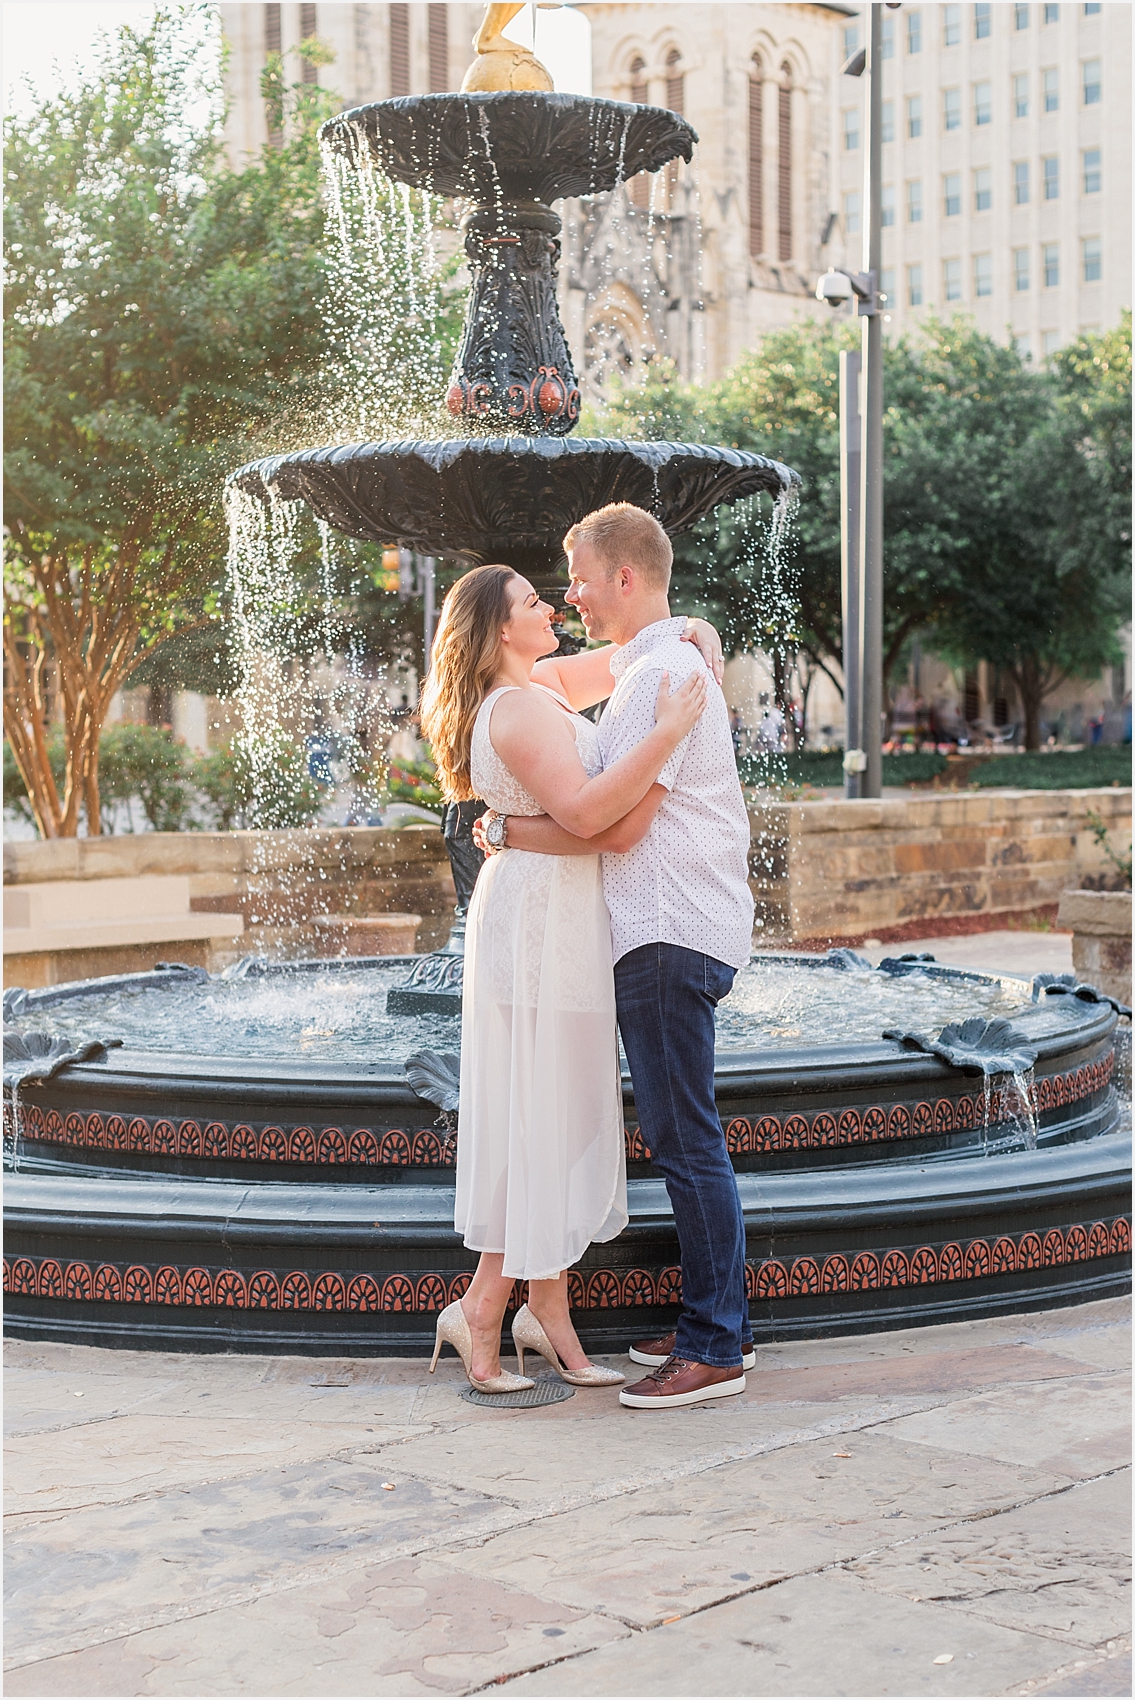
[4,1294,1129,1699]
[5,930,1130,1697]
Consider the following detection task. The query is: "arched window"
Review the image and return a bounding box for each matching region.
[389,3,410,98]
[264,4,282,147]
[628,58,650,205]
[428,4,448,92]
[749,54,764,257]
[300,4,317,84]
[778,61,793,261]
[665,49,685,204]
[665,47,685,115]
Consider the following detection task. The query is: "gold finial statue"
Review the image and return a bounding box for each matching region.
[461,3,556,92]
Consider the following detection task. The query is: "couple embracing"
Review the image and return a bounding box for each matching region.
[419,503,755,1409]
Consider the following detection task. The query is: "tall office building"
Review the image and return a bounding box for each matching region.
[833,1,1131,357]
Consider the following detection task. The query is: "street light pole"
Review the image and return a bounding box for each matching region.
[860,1,885,800]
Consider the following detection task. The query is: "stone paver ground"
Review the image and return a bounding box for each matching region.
[5,931,1127,1696]
[4,1297,1129,1698]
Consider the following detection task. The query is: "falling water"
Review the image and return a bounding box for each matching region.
[982,1067,1039,1155]
[319,130,457,443]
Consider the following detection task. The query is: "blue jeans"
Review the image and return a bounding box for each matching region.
[614,943,751,1369]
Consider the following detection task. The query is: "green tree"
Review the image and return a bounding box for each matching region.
[600,315,1130,747]
[928,318,1131,747]
[3,7,335,838]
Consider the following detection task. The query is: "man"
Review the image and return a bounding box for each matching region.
[478,503,756,1409]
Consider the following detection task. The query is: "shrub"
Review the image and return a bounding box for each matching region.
[967,748,1131,790]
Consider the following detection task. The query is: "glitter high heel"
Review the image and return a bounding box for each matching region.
[429,1299,534,1393]
[511,1304,624,1387]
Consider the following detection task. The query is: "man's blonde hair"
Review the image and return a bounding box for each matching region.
[563,503,673,592]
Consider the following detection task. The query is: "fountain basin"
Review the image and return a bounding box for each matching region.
[4,956,1128,1354]
[229,438,796,580]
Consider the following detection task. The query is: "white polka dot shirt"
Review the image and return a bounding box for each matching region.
[597,617,754,970]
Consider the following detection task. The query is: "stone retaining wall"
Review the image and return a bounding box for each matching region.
[748,787,1132,942]
[5,790,1130,962]
[3,827,458,960]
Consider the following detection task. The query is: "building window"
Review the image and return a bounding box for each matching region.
[882,184,896,227]
[1042,68,1059,110]
[1042,329,1061,357]
[1082,59,1101,104]
[907,179,923,222]
[974,81,993,125]
[974,167,992,211]
[1042,242,1059,286]
[882,100,894,143]
[974,253,993,296]
[943,88,962,130]
[629,58,650,204]
[843,23,859,59]
[1083,3,1101,11]
[907,11,922,53]
[1043,156,1059,199]
[1015,2,1029,25]
[975,3,992,38]
[907,95,923,137]
[777,62,793,261]
[1014,247,1030,290]
[748,57,763,255]
[944,5,962,45]
[1014,160,1030,203]
[908,263,924,305]
[1082,147,1101,194]
[881,267,895,302]
[389,2,410,97]
[665,47,684,115]
[1015,333,1032,359]
[844,190,861,235]
[1043,2,1059,20]
[843,107,860,151]
[427,4,448,93]
[882,13,895,57]
[1013,74,1029,118]
[943,172,962,216]
[264,2,282,144]
[1082,236,1102,281]
[299,2,317,82]
[943,258,962,301]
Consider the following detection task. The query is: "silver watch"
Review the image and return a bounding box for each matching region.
[485,812,508,850]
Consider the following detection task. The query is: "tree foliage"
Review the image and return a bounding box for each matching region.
[3,7,335,836]
[600,314,1131,748]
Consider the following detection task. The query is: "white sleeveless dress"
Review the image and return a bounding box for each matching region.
[456,684,628,1281]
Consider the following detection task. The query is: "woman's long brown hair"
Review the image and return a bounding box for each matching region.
[419,563,518,801]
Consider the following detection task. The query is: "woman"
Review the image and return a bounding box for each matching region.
[419,563,712,1392]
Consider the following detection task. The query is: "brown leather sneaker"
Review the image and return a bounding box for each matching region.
[619,1354,746,1409]
[629,1331,756,1371]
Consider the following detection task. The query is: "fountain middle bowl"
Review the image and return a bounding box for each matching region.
[229,437,797,569]
[3,953,1128,1356]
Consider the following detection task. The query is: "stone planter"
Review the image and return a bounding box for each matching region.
[1057,888,1132,1006]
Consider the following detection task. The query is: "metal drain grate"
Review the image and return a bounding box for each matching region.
[459,1376,576,1409]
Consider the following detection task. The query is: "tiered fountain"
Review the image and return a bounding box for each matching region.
[3,13,1129,1353]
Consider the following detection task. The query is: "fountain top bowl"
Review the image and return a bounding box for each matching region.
[319,91,697,207]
